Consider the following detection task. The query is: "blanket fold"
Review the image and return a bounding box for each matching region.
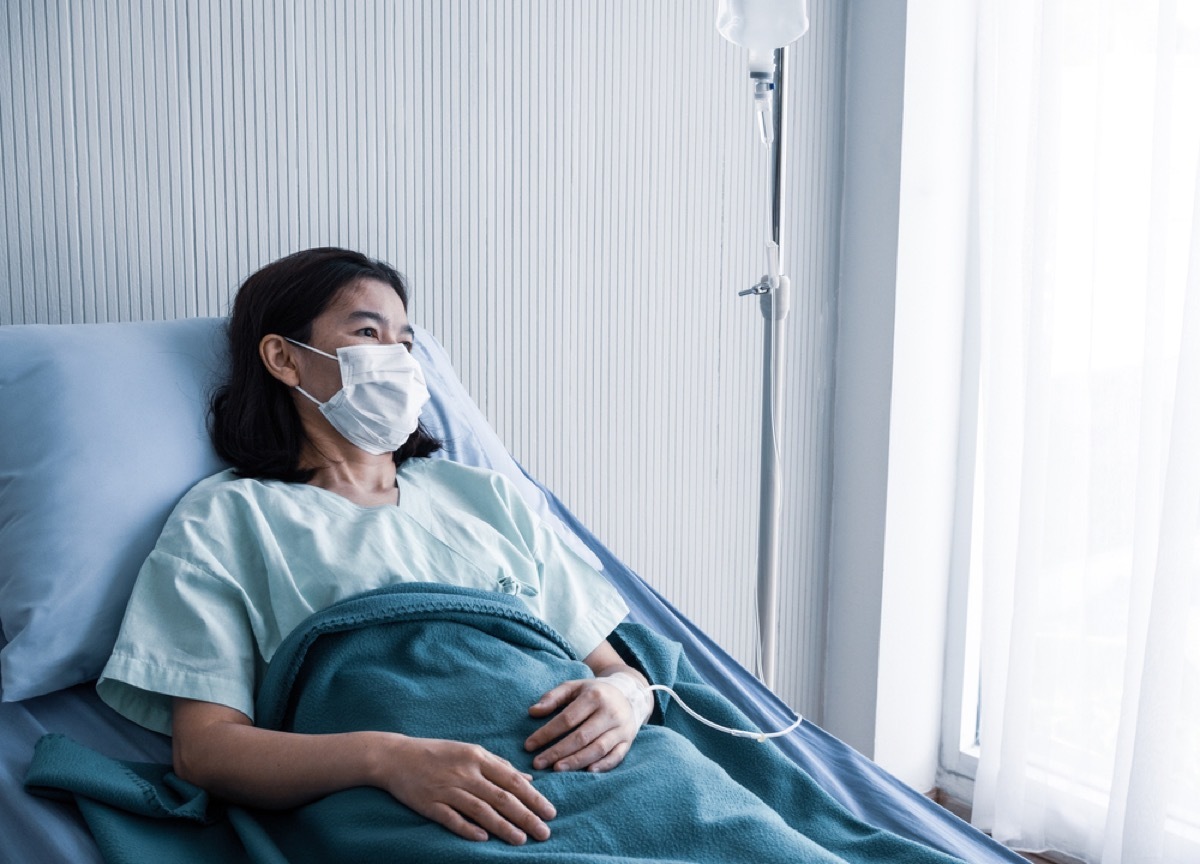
[28,583,963,864]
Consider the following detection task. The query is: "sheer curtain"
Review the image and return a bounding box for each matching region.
[965,0,1200,862]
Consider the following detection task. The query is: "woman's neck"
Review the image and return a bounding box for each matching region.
[301,444,399,508]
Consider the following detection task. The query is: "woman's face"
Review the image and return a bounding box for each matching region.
[294,277,414,403]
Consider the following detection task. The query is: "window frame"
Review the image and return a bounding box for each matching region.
[937,251,983,807]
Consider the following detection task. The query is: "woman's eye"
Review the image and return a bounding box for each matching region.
[358,328,378,339]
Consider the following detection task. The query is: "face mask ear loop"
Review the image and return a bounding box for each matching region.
[294,385,323,407]
[285,337,339,361]
[286,338,340,407]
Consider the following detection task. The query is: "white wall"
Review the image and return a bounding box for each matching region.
[826,0,977,795]
[0,0,848,722]
[825,0,907,759]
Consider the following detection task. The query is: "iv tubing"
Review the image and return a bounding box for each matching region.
[647,684,802,742]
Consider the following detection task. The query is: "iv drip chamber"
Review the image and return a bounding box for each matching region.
[717,0,808,146]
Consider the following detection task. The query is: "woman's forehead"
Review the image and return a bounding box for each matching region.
[318,278,408,327]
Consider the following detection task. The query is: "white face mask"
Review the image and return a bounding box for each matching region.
[287,338,431,455]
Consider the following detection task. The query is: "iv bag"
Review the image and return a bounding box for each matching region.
[716,0,809,74]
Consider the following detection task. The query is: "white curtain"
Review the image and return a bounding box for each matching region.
[967,0,1200,862]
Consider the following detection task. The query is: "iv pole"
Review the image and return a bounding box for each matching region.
[739,46,790,690]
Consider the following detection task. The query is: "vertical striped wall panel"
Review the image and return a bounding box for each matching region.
[1,0,845,721]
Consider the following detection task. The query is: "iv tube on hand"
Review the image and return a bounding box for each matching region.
[716,0,809,146]
[648,683,803,742]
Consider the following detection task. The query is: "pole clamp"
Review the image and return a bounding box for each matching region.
[738,278,772,298]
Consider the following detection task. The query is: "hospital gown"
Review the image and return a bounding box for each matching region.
[97,457,629,735]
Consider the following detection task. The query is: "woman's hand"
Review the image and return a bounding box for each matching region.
[375,736,557,845]
[524,676,645,773]
[172,698,555,846]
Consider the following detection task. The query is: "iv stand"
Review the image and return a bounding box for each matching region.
[739,46,789,690]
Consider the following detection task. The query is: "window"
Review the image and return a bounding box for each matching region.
[925,1,1200,861]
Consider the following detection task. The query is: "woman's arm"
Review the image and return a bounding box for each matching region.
[172,698,556,844]
[524,639,651,772]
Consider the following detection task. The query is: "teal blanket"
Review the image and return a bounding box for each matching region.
[28,583,963,863]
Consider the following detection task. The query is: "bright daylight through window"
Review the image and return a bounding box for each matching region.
[938,1,1200,862]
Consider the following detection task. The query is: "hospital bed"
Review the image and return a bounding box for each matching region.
[0,318,1022,863]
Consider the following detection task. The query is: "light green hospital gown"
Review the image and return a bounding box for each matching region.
[97,457,629,735]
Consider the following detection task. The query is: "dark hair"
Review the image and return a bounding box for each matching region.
[210,247,442,481]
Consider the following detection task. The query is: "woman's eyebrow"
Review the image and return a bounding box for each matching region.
[345,310,386,326]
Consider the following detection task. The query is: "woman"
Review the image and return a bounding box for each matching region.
[97,248,651,846]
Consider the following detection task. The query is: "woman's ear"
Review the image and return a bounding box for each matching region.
[259,334,302,387]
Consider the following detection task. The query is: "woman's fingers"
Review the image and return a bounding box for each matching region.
[527,680,581,718]
[481,759,557,834]
[587,739,631,773]
[526,679,638,771]
[536,723,625,772]
[424,802,489,843]
[385,738,554,845]
[528,686,597,753]
[458,753,554,843]
[449,789,532,846]
[530,713,606,770]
